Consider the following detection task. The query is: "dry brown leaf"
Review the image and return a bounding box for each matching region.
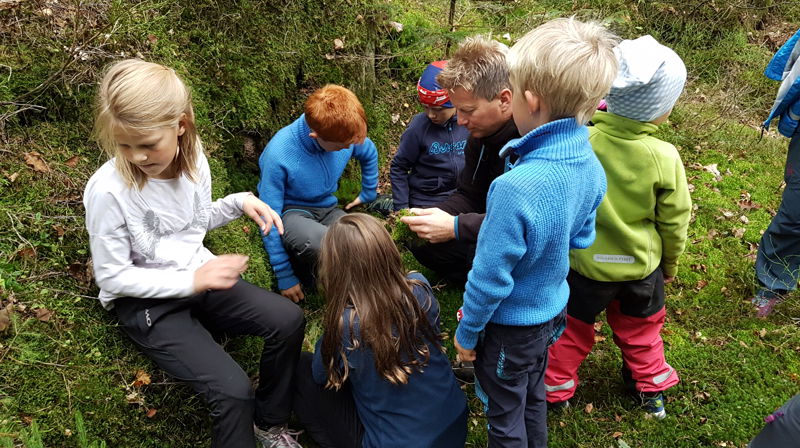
[147,34,158,44]
[612,432,623,439]
[614,414,622,422]
[23,151,51,173]
[52,224,66,237]
[594,335,607,343]
[732,227,746,239]
[584,403,594,414]
[695,280,708,291]
[333,38,344,50]
[0,304,12,332]
[242,225,250,234]
[125,391,144,405]
[133,369,152,387]
[64,155,80,168]
[15,247,37,260]
[593,321,604,332]
[6,172,18,182]
[145,408,157,418]
[559,421,566,427]
[35,308,53,322]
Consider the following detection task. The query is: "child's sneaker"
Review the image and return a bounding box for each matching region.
[452,360,475,385]
[254,424,303,448]
[641,392,666,420]
[547,399,570,412]
[751,291,785,318]
[364,194,394,217]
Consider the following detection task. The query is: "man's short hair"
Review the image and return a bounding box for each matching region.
[305,85,367,144]
[508,18,619,125]
[436,35,511,101]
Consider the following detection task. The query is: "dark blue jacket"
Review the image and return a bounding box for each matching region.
[390,113,468,211]
[312,273,468,448]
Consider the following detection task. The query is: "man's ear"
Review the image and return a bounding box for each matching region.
[498,88,513,111]
[309,132,318,140]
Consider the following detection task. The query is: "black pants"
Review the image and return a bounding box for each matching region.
[407,238,476,286]
[292,352,364,448]
[114,280,305,448]
[474,310,565,448]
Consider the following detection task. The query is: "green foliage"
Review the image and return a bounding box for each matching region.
[389,208,421,244]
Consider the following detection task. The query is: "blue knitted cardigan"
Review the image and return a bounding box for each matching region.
[257,115,378,290]
[455,118,607,349]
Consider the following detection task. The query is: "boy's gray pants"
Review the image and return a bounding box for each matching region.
[281,205,346,285]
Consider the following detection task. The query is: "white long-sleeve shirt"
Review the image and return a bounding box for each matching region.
[84,152,250,309]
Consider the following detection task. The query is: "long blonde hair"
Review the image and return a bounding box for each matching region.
[93,59,201,189]
[318,213,441,389]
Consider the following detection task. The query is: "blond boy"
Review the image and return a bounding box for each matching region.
[453,19,618,447]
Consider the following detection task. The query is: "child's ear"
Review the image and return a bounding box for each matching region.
[524,90,542,115]
[177,113,187,137]
[309,132,318,140]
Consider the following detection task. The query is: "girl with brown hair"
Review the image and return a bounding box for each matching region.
[292,213,467,448]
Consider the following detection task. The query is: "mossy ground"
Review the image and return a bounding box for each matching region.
[2,1,800,447]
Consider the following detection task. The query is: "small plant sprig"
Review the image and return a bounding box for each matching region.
[388,209,421,244]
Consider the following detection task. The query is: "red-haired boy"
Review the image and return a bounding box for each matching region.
[258,85,378,302]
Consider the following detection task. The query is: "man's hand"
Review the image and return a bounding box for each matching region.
[345,196,363,210]
[242,195,284,236]
[664,275,675,284]
[281,284,305,303]
[454,335,476,362]
[400,208,456,243]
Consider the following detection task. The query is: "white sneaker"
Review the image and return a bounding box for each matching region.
[254,424,303,448]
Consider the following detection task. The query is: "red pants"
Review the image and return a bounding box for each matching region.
[545,269,678,402]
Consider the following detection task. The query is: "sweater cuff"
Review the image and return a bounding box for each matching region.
[277,273,300,291]
[453,215,460,241]
[455,324,478,350]
[232,192,254,211]
[661,262,678,278]
[359,189,377,204]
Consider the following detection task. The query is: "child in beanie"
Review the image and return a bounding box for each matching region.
[389,61,469,211]
[544,35,692,419]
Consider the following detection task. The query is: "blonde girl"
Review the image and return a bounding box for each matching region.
[291,213,467,448]
[84,59,303,448]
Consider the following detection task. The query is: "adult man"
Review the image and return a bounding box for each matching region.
[401,35,519,285]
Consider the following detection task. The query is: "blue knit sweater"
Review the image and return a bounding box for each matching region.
[455,118,607,350]
[257,115,378,290]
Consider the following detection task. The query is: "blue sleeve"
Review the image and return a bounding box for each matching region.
[354,138,379,203]
[257,145,299,290]
[390,117,424,210]
[311,338,328,385]
[571,171,605,249]
[455,180,528,349]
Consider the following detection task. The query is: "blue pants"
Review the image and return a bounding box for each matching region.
[474,310,566,448]
[756,133,800,297]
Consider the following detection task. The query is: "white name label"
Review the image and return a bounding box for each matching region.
[593,254,635,264]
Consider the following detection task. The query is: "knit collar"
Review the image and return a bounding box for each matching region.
[501,117,587,160]
[295,114,326,153]
[591,111,659,140]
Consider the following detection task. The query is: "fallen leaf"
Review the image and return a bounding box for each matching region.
[740,215,750,224]
[21,415,32,425]
[594,335,607,343]
[559,421,566,427]
[6,172,18,182]
[23,152,51,173]
[388,21,404,32]
[593,321,604,332]
[64,155,80,168]
[758,328,767,338]
[691,264,707,272]
[333,38,344,50]
[612,431,623,439]
[732,227,746,239]
[718,209,735,219]
[52,224,66,237]
[0,304,12,332]
[133,370,151,387]
[64,428,72,436]
[125,391,144,405]
[391,81,399,89]
[703,163,722,181]
[391,113,400,124]
[242,225,250,234]
[324,53,335,60]
[707,229,719,240]
[147,34,158,44]
[739,340,749,348]
[145,408,157,418]
[584,403,594,414]
[15,247,37,260]
[35,308,53,322]
[67,260,92,285]
[614,413,622,422]
[695,280,708,291]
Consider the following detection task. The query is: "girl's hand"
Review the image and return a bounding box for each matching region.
[243,195,284,235]
[281,284,305,303]
[194,255,248,292]
[344,196,363,210]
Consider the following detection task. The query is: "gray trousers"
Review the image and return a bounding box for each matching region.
[282,205,346,286]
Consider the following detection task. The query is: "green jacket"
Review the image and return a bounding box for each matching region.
[570,111,691,281]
